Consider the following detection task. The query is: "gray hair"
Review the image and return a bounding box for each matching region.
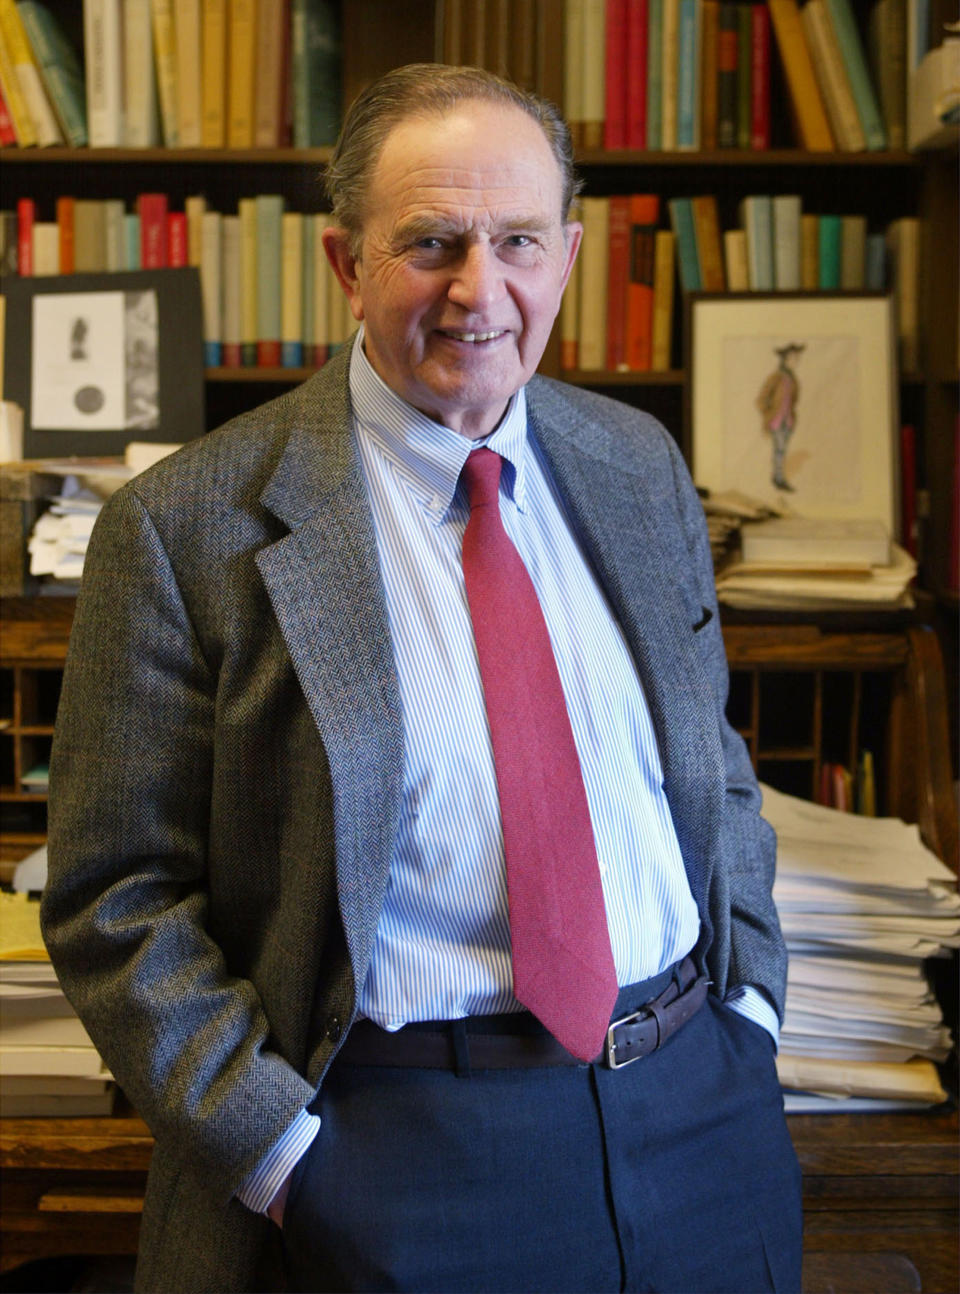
[324,63,582,254]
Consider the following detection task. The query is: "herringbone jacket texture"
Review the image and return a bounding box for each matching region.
[41,339,783,1293]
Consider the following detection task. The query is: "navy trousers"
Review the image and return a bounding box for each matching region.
[281,991,803,1293]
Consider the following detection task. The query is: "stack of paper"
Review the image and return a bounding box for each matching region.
[716,543,916,611]
[0,890,115,1116]
[26,443,182,584]
[698,489,782,569]
[762,782,959,1111]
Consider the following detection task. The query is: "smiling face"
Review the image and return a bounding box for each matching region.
[322,101,582,439]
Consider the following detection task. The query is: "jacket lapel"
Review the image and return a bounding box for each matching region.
[528,393,724,909]
[254,351,404,986]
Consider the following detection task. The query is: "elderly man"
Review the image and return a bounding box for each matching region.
[42,64,801,1294]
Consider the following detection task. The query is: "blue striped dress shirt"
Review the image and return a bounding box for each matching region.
[238,333,778,1213]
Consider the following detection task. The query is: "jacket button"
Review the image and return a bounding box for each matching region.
[325,1015,342,1042]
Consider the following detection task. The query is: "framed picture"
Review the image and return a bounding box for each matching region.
[685,292,898,535]
[2,269,205,459]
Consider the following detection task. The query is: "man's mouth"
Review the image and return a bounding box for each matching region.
[438,329,507,343]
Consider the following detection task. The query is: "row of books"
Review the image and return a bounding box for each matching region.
[0,0,340,150]
[4,193,359,368]
[561,193,921,373]
[568,0,917,152]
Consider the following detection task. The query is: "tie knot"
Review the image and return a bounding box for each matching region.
[461,448,503,511]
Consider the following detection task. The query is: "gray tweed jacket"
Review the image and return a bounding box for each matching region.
[41,339,783,1293]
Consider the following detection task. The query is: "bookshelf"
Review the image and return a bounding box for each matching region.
[0,2,956,695]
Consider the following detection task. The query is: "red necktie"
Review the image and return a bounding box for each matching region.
[460,448,618,1061]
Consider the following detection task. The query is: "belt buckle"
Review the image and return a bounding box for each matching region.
[604,1006,648,1069]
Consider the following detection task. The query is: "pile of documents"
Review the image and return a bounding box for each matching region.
[762,782,960,1111]
[698,489,781,569]
[715,517,916,611]
[0,883,115,1116]
[26,443,182,585]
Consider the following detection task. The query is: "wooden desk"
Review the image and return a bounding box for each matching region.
[2,1107,957,1289]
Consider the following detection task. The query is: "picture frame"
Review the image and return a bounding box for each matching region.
[2,268,205,459]
[684,292,899,536]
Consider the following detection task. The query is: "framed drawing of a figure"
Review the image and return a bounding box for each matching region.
[685,292,898,536]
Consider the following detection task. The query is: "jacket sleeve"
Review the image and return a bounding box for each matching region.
[40,485,316,1203]
[663,432,787,1020]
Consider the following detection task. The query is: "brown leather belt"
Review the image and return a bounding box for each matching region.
[335,956,709,1071]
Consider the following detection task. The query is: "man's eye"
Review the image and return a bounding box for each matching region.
[504,235,533,248]
[414,237,445,250]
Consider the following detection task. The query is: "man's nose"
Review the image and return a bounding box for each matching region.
[448,243,505,310]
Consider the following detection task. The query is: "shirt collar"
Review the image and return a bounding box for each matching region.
[349,327,530,523]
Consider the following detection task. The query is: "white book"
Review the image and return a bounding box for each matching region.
[772,195,802,291]
[740,518,891,567]
[84,0,124,146]
[31,221,59,274]
[221,214,242,360]
[123,0,159,145]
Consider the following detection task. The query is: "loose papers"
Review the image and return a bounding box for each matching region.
[762,782,959,1110]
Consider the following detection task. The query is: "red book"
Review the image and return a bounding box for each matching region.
[222,341,243,367]
[0,80,16,145]
[625,194,659,371]
[257,340,282,367]
[605,196,632,370]
[604,0,629,149]
[900,423,917,557]
[167,211,188,267]
[16,198,34,276]
[56,196,75,273]
[749,0,771,151]
[625,0,649,149]
[137,193,169,268]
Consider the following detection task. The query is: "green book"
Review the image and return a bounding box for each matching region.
[667,198,701,292]
[817,214,842,288]
[16,0,87,146]
[824,0,887,149]
[292,0,342,148]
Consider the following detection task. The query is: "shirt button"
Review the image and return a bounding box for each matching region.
[325,1014,342,1042]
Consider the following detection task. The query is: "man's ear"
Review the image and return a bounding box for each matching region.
[321,225,365,322]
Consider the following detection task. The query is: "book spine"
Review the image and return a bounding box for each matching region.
[716,0,737,147]
[800,212,819,287]
[659,0,678,150]
[735,1,751,149]
[221,212,242,366]
[667,196,700,291]
[563,0,585,146]
[577,196,609,370]
[201,0,226,147]
[124,211,140,267]
[56,194,74,272]
[605,194,631,370]
[138,191,168,267]
[227,0,255,147]
[84,0,123,146]
[150,0,179,146]
[817,212,841,287]
[16,195,33,274]
[0,0,60,143]
[691,193,725,289]
[31,219,59,272]
[73,197,107,271]
[772,193,801,290]
[17,0,88,146]
[749,0,770,150]
[104,198,125,269]
[699,0,718,150]
[767,0,835,150]
[123,0,158,146]
[254,0,285,148]
[645,0,663,148]
[185,193,206,267]
[650,227,674,370]
[801,0,866,151]
[256,194,284,366]
[868,0,905,150]
[864,230,886,290]
[823,0,887,149]
[626,193,659,370]
[0,71,14,141]
[581,0,606,149]
[603,0,628,148]
[173,0,202,146]
[292,0,340,148]
[167,209,188,266]
[0,21,36,144]
[839,212,866,288]
[281,211,304,367]
[625,0,648,149]
[675,0,700,150]
[238,195,258,365]
[739,193,773,289]
[723,227,748,289]
[200,208,222,364]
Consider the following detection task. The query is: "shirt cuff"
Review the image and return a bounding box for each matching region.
[235,1109,321,1215]
[723,984,780,1051]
